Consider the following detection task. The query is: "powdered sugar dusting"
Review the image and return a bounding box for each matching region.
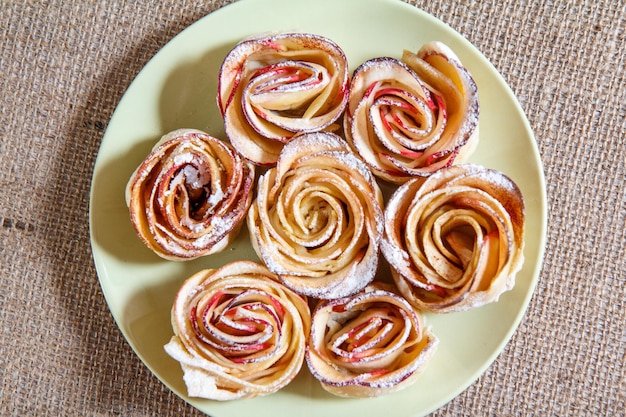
[181,165,208,189]
[464,164,518,192]
[381,238,410,272]
[208,191,224,209]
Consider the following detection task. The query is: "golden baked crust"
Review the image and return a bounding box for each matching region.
[218,32,349,165]
[306,283,438,397]
[247,132,384,299]
[164,261,311,400]
[381,164,526,313]
[126,129,254,260]
[344,42,479,183]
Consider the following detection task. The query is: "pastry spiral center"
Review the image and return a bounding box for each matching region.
[191,289,284,363]
[166,151,224,223]
[328,306,408,364]
[178,165,210,214]
[370,84,445,153]
[246,61,330,119]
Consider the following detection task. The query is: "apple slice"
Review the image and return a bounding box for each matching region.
[402,41,480,164]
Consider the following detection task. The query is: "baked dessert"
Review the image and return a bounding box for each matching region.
[344,41,479,183]
[381,164,526,313]
[306,283,438,397]
[163,260,311,400]
[126,128,255,260]
[247,131,384,299]
[218,32,350,165]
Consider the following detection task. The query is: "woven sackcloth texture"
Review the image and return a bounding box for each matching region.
[1,0,624,416]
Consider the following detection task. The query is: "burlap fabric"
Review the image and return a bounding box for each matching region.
[1,0,624,415]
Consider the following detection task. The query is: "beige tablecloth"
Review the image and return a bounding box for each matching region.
[1,0,624,415]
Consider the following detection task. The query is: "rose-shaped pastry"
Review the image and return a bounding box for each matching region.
[381,164,525,313]
[344,42,479,183]
[248,132,384,299]
[163,261,311,400]
[306,283,438,398]
[218,32,350,165]
[126,129,255,260]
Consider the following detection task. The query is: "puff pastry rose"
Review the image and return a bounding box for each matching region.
[218,32,350,165]
[344,42,479,183]
[126,129,255,260]
[381,164,525,313]
[164,261,311,400]
[306,283,438,398]
[247,132,384,299]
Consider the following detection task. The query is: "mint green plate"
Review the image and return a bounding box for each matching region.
[89,0,547,415]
